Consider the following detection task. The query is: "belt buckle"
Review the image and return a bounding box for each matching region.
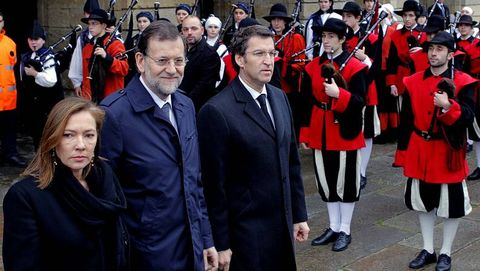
[421,131,431,140]
[320,102,328,110]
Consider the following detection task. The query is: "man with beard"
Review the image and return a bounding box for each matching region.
[395,31,477,271]
[100,21,218,271]
[180,15,220,111]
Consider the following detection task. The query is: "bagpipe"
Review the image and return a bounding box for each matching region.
[365,0,380,33]
[408,0,438,48]
[192,0,200,16]
[154,2,161,20]
[274,22,301,47]
[290,42,320,59]
[248,0,255,18]
[87,0,138,80]
[26,25,83,72]
[338,10,388,72]
[321,10,388,89]
[219,4,237,42]
[448,11,461,35]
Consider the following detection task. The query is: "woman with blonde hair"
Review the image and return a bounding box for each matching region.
[2,97,128,271]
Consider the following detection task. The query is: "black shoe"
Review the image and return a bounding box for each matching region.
[311,228,339,246]
[360,175,367,190]
[3,155,26,168]
[435,254,451,271]
[332,232,351,252]
[467,167,480,181]
[409,249,437,269]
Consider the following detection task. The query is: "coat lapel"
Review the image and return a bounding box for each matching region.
[267,86,286,143]
[231,78,276,138]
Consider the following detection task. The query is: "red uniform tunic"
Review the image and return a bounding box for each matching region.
[386,26,427,95]
[395,69,477,183]
[345,29,378,106]
[300,51,368,150]
[274,32,306,94]
[81,33,128,100]
[458,37,480,75]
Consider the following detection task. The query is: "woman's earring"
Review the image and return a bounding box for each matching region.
[52,150,58,166]
[90,157,95,167]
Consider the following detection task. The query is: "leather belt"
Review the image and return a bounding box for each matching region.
[313,100,331,110]
[413,127,442,141]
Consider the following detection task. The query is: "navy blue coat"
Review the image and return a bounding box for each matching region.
[100,75,213,271]
[197,78,308,271]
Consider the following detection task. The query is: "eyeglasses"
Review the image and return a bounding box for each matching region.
[245,50,279,59]
[144,54,188,67]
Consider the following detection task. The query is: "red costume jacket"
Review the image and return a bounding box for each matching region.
[300,51,368,150]
[274,32,306,94]
[345,28,379,106]
[386,26,427,95]
[395,69,477,183]
[82,33,128,101]
[457,37,480,75]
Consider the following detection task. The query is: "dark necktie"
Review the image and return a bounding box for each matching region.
[257,94,274,129]
[439,4,446,17]
[161,103,171,123]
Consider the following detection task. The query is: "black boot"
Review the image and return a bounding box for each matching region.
[467,167,480,181]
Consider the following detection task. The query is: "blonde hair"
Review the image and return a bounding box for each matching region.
[22,97,105,189]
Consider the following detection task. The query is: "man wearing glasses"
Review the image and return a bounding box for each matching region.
[197,25,309,271]
[100,21,218,271]
[180,15,221,112]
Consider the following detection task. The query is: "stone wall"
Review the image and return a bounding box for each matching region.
[38,0,480,42]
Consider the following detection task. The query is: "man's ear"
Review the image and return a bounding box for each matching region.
[235,54,245,69]
[135,52,145,73]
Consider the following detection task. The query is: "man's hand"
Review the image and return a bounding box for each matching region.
[94,47,107,58]
[74,87,82,97]
[390,85,399,97]
[293,222,310,242]
[218,249,232,271]
[203,246,218,271]
[354,47,367,62]
[324,79,340,98]
[24,65,38,77]
[300,143,310,150]
[434,91,451,111]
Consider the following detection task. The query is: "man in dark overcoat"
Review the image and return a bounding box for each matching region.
[180,15,220,112]
[100,21,218,271]
[197,25,309,271]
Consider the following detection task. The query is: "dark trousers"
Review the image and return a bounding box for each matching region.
[0,109,19,158]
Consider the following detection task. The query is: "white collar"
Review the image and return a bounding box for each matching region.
[238,75,267,100]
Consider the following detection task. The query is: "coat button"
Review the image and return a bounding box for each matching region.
[428,111,431,115]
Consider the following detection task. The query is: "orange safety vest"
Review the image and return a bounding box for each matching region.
[0,29,17,111]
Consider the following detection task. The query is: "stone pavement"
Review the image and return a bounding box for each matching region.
[0,137,479,271]
[295,143,480,271]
